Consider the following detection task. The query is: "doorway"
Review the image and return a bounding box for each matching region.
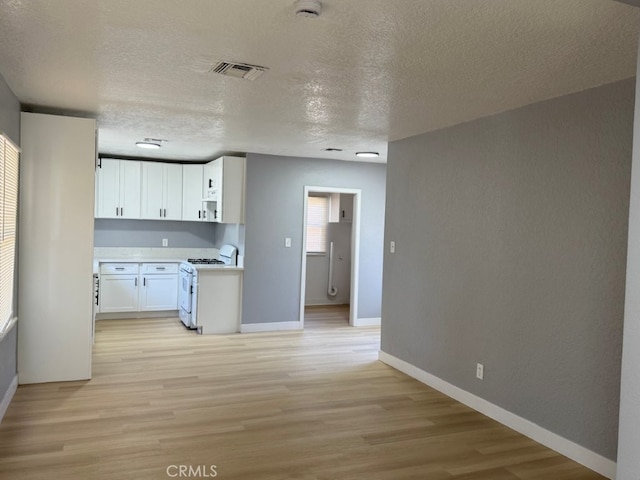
[299,187,361,327]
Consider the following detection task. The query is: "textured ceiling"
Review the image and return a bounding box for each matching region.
[0,0,638,163]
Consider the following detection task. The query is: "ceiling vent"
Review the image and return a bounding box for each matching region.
[210,61,268,81]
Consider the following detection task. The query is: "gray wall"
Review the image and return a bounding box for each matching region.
[215,223,245,256]
[617,43,640,479]
[243,154,386,325]
[306,222,352,305]
[0,71,20,407]
[381,78,634,460]
[94,219,217,248]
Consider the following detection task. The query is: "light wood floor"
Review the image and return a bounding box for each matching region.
[0,306,604,479]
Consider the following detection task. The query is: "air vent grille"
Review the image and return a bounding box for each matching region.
[210,61,268,81]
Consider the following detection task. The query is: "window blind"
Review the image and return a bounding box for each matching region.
[0,132,19,339]
[306,195,328,254]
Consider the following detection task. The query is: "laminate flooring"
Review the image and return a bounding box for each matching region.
[0,307,605,479]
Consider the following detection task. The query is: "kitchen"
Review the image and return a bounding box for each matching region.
[93,155,246,336]
[17,112,387,385]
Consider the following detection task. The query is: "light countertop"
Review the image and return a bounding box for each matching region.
[192,265,243,271]
[94,258,243,272]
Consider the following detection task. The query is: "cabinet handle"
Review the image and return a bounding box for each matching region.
[203,210,206,219]
[115,267,125,271]
[214,209,218,220]
[116,207,119,216]
[164,208,167,217]
[120,207,124,216]
[160,208,162,217]
[209,179,213,188]
[156,267,166,271]
[198,210,201,219]
[135,277,138,287]
[143,277,146,287]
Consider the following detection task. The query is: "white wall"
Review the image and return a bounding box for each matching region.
[616,40,640,480]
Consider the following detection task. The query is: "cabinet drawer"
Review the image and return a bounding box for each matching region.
[100,263,139,274]
[141,263,178,274]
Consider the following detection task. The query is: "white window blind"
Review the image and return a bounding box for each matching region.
[306,195,328,254]
[0,132,19,340]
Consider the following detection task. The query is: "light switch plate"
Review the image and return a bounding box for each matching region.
[390,241,396,253]
[285,237,292,248]
[162,238,168,247]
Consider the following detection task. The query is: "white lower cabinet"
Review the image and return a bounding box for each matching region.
[100,274,139,313]
[139,263,179,311]
[98,262,178,314]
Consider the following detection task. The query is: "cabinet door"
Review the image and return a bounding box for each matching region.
[218,156,246,224]
[182,164,205,221]
[139,274,178,311]
[99,274,139,313]
[203,160,220,201]
[212,159,223,222]
[164,163,183,220]
[96,158,120,218]
[140,162,165,219]
[119,161,141,219]
[340,194,353,223]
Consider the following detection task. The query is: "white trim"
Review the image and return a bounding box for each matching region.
[96,310,178,320]
[0,376,17,423]
[300,186,361,328]
[240,321,303,333]
[305,300,351,307]
[378,351,616,479]
[353,317,381,327]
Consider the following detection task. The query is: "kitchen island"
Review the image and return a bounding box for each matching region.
[193,266,243,334]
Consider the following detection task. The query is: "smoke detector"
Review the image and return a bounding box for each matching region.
[294,0,322,18]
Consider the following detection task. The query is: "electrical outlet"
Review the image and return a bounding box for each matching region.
[476,363,484,380]
[162,238,168,247]
[390,241,396,253]
[285,237,292,248]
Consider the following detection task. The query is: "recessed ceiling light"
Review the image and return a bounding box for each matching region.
[136,141,161,150]
[294,0,322,18]
[355,152,379,158]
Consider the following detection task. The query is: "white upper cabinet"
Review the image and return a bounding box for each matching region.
[96,158,141,219]
[182,164,215,222]
[95,157,244,223]
[141,162,183,220]
[329,193,353,223]
[204,156,246,224]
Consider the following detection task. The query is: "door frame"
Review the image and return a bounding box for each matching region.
[299,186,362,327]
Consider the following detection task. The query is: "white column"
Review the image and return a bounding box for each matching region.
[617,37,640,479]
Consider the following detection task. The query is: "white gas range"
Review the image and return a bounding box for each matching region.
[178,244,238,330]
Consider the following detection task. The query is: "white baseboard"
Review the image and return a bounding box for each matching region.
[305,299,350,306]
[0,375,17,423]
[378,351,616,479]
[353,317,381,327]
[240,321,303,333]
[96,310,178,320]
